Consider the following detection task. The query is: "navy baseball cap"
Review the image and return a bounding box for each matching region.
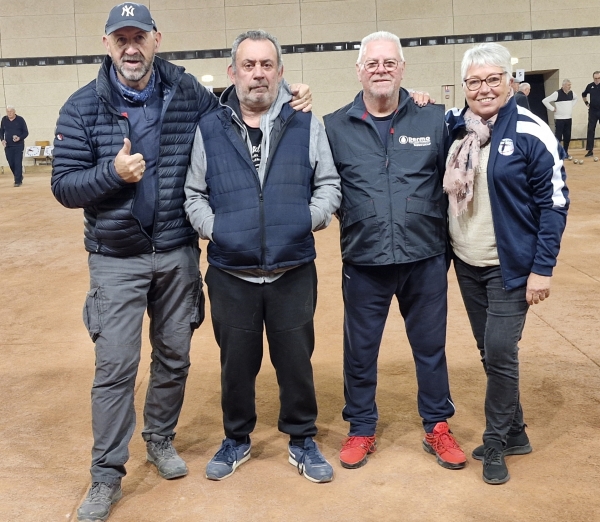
[105,3,157,35]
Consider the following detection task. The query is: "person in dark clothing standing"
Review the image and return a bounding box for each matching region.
[0,106,28,187]
[185,30,340,484]
[582,70,600,157]
[324,31,466,472]
[512,79,530,110]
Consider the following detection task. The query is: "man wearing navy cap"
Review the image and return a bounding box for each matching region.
[51,4,311,521]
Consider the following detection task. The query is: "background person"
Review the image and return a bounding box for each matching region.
[511,78,529,109]
[0,106,28,187]
[184,30,341,484]
[445,42,569,485]
[324,31,466,472]
[582,70,600,157]
[542,79,577,159]
[515,81,531,109]
[51,4,311,521]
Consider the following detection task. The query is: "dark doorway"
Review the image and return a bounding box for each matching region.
[524,73,548,124]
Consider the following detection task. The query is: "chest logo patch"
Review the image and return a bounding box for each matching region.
[498,138,514,156]
[399,135,431,147]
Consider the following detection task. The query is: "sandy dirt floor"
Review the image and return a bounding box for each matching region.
[1,153,599,522]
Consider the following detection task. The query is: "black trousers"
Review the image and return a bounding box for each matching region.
[5,146,24,184]
[453,258,528,446]
[586,107,600,151]
[554,118,572,154]
[205,263,319,440]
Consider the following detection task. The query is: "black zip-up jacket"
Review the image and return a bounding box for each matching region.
[51,56,217,256]
[324,88,447,266]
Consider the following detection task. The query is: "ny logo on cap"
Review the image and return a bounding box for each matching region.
[122,5,135,17]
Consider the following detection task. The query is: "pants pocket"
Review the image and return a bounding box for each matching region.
[83,287,103,342]
[190,278,206,331]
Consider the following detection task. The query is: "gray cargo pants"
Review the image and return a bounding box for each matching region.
[83,244,204,483]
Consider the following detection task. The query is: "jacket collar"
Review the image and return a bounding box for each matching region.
[96,55,184,105]
[346,87,411,121]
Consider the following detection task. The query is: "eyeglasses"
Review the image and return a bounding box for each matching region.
[361,59,400,74]
[594,76,600,81]
[463,72,507,91]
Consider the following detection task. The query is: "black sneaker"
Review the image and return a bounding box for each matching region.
[482,445,510,484]
[585,150,594,157]
[77,481,122,521]
[472,428,532,461]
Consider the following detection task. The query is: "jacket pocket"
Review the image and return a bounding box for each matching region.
[340,199,380,256]
[405,197,445,248]
[190,277,205,332]
[82,287,102,342]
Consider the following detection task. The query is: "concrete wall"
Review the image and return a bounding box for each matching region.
[0,0,599,166]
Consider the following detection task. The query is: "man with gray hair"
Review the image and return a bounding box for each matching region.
[0,106,28,187]
[324,30,466,471]
[514,80,530,109]
[518,82,531,97]
[543,79,578,159]
[185,30,341,484]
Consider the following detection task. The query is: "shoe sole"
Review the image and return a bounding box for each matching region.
[422,440,466,470]
[483,471,511,485]
[471,444,532,462]
[288,456,333,483]
[77,489,122,522]
[146,454,189,480]
[206,453,251,481]
[339,442,376,469]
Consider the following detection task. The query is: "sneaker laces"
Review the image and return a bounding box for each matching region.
[430,430,460,452]
[484,447,503,465]
[88,482,116,502]
[213,440,237,465]
[343,436,374,450]
[151,437,177,458]
[294,440,326,475]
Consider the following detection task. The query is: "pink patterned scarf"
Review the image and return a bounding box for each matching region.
[443,89,513,216]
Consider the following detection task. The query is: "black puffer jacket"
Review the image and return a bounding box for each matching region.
[51,56,218,256]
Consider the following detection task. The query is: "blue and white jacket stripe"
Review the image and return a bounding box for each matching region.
[446,97,569,290]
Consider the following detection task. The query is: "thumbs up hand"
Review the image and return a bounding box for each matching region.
[114,138,146,183]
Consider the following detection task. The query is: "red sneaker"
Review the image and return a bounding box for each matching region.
[339,436,377,469]
[423,422,466,469]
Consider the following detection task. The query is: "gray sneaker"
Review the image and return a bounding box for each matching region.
[77,481,122,521]
[146,435,188,479]
[206,437,251,480]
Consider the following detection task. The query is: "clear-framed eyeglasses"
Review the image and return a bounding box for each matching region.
[463,72,507,91]
[361,59,401,74]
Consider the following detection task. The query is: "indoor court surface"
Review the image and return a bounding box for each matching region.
[1,154,599,521]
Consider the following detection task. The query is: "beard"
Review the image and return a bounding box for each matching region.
[115,53,153,83]
[236,82,279,110]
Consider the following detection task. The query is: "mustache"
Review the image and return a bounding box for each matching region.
[122,54,144,62]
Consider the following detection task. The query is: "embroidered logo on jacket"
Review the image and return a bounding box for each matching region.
[398,135,431,147]
[498,138,514,156]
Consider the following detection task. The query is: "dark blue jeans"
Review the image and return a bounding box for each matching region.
[453,257,529,446]
[342,255,455,436]
[5,146,24,184]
